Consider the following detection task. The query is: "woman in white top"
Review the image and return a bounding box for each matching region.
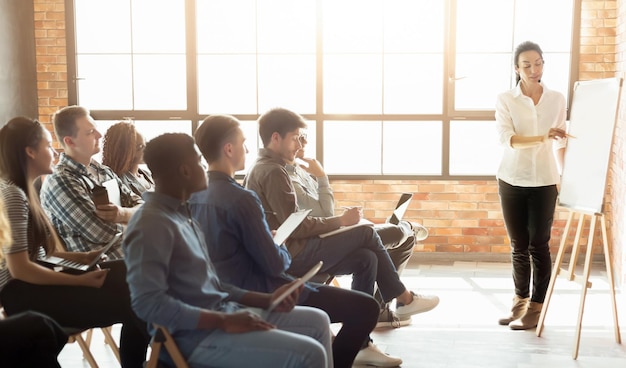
[495,41,569,330]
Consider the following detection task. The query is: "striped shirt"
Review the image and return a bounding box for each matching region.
[40,153,143,259]
[0,181,45,293]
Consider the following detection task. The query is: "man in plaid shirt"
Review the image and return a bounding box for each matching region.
[41,106,143,259]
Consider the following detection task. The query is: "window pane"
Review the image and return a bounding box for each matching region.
[514,0,573,51]
[384,54,443,114]
[383,121,442,175]
[258,55,316,114]
[456,0,514,53]
[75,0,131,53]
[455,54,511,110]
[450,121,503,175]
[257,0,316,53]
[132,0,185,53]
[324,55,382,114]
[133,55,187,110]
[196,0,257,53]
[324,121,381,175]
[323,0,383,53]
[198,55,257,114]
[383,0,444,53]
[77,55,133,110]
[542,53,571,105]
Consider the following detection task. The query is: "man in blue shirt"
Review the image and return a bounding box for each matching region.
[123,133,332,368]
[189,115,401,368]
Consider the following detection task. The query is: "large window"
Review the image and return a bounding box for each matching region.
[68,0,579,178]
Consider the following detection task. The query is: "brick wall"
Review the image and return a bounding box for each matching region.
[31,0,625,283]
[33,0,67,141]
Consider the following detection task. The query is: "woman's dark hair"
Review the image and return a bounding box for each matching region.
[258,108,307,147]
[102,121,141,176]
[514,41,544,84]
[0,117,59,255]
[195,115,240,164]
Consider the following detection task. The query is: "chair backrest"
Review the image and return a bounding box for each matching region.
[146,324,189,368]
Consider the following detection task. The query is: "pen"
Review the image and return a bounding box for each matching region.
[265,210,277,216]
[564,133,576,139]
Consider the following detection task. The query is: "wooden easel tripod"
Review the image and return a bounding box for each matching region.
[536,209,621,359]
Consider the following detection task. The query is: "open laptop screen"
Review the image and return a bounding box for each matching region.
[388,193,413,225]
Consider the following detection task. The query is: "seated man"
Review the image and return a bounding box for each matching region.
[41,106,142,258]
[287,133,429,327]
[244,107,440,321]
[189,115,399,367]
[123,133,332,368]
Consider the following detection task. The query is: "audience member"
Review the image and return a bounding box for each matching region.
[244,107,440,321]
[0,117,150,368]
[40,106,143,259]
[123,133,332,368]
[189,115,400,367]
[102,121,154,196]
[0,193,67,368]
[287,132,429,327]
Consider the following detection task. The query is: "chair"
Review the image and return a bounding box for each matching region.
[310,272,341,287]
[146,324,189,368]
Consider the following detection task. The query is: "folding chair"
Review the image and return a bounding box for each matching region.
[146,324,189,368]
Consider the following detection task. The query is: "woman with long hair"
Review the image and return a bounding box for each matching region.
[495,41,568,330]
[102,121,153,196]
[0,117,150,367]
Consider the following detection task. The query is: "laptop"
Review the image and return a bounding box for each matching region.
[38,232,122,272]
[388,193,413,225]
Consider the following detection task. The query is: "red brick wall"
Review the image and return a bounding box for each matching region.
[31,0,626,284]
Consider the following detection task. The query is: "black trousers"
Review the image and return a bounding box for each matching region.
[498,180,558,303]
[301,285,379,368]
[0,311,68,368]
[0,260,150,368]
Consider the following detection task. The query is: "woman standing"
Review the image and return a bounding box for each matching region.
[495,41,568,330]
[0,117,150,367]
[102,121,154,196]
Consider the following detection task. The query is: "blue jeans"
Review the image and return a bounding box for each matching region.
[498,180,558,303]
[173,306,332,368]
[288,226,406,303]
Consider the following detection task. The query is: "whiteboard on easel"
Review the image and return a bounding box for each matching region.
[558,77,622,214]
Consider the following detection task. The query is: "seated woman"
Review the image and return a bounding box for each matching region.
[0,196,67,368]
[0,117,150,368]
[102,121,154,196]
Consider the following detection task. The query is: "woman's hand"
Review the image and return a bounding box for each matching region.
[547,128,569,140]
[76,268,109,288]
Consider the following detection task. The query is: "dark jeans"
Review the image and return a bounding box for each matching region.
[373,222,416,306]
[301,285,379,368]
[0,311,68,368]
[498,180,558,303]
[0,260,150,368]
[288,225,406,303]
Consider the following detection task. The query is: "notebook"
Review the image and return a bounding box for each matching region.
[38,232,122,272]
[273,209,312,245]
[388,193,413,225]
[268,261,323,312]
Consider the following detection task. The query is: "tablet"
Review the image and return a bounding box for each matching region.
[273,209,312,245]
[38,232,122,272]
[267,261,323,312]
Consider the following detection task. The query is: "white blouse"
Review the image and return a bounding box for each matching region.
[495,82,567,187]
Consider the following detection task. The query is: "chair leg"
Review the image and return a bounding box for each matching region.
[71,333,99,368]
[102,326,121,363]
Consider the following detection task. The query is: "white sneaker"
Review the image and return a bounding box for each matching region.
[375,307,412,329]
[395,291,439,319]
[353,342,403,367]
[411,222,429,241]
